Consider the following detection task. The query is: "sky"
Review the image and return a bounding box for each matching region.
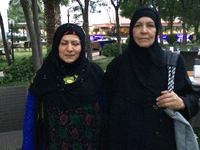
[0,0,9,37]
[1,0,114,29]
[60,4,114,25]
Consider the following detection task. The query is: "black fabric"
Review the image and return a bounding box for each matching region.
[29,23,104,109]
[129,7,160,43]
[164,50,179,66]
[29,23,104,149]
[127,104,145,150]
[101,6,199,150]
[118,6,166,106]
[128,7,164,71]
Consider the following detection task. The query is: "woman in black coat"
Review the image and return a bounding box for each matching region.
[101,7,199,150]
[22,23,104,150]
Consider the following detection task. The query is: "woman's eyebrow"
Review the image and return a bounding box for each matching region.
[135,21,154,24]
[61,39,80,42]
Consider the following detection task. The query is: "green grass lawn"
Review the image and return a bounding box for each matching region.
[93,56,114,70]
[0,47,48,70]
[194,127,200,147]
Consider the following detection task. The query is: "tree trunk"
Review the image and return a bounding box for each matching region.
[194,21,199,36]
[115,10,122,54]
[83,0,92,61]
[43,0,56,48]
[157,0,163,47]
[20,0,41,72]
[170,15,173,35]
[0,13,11,66]
[55,4,61,27]
[182,19,187,45]
[32,0,43,65]
[83,21,92,61]
[111,0,122,54]
[138,0,144,7]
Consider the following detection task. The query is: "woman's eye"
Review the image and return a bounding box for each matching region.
[61,42,68,45]
[60,41,81,46]
[134,24,140,28]
[72,43,80,46]
[148,24,155,28]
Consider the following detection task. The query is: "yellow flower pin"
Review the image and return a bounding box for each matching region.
[63,75,78,84]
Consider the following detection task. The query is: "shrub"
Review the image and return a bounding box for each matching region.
[13,36,27,42]
[126,37,130,44]
[103,36,111,40]
[102,42,128,57]
[195,33,200,44]
[189,34,194,42]
[46,44,52,57]
[1,57,34,84]
[166,34,178,45]
[121,43,128,52]
[102,43,118,57]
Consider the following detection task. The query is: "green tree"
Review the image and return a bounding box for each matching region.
[160,0,180,36]
[150,0,166,46]
[20,0,42,72]
[55,0,69,26]
[8,0,44,66]
[32,0,43,64]
[178,0,195,45]
[42,0,56,48]
[187,0,200,36]
[120,0,151,19]
[42,0,69,48]
[7,4,26,34]
[8,0,44,36]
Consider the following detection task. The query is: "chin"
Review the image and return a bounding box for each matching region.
[139,44,150,48]
[63,60,75,64]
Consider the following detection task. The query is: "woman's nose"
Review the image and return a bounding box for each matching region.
[66,43,73,51]
[141,25,147,33]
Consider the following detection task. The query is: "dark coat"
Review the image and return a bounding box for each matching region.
[101,6,199,150]
[101,51,199,150]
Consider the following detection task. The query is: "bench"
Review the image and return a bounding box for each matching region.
[180,51,198,71]
[24,41,31,51]
[0,86,28,132]
[0,43,12,60]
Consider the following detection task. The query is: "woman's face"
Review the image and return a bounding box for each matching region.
[132,17,156,48]
[58,34,81,64]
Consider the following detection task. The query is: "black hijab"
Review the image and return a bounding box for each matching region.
[117,7,167,106]
[29,23,104,109]
[127,6,163,67]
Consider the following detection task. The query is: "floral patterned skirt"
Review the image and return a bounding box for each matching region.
[45,101,101,150]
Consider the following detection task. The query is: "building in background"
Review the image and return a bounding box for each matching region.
[91,17,130,38]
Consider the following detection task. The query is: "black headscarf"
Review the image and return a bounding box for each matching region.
[29,23,104,109]
[129,7,160,46]
[117,7,167,106]
[127,6,163,67]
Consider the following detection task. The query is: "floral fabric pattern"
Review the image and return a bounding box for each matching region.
[46,101,101,150]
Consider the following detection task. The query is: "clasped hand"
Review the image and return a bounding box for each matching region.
[156,90,185,110]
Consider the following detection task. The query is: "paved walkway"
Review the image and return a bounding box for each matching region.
[0,130,22,150]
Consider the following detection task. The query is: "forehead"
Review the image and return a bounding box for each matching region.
[61,34,80,41]
[136,17,154,23]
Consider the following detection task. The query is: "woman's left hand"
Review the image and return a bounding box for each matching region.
[156,90,185,110]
